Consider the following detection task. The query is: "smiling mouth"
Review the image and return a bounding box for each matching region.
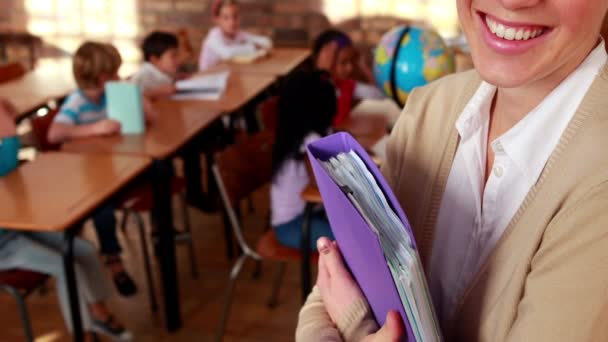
[482,13,550,41]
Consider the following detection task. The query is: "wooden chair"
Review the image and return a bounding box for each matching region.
[28,110,198,313]
[0,62,26,83]
[258,95,279,133]
[212,131,318,341]
[0,269,49,342]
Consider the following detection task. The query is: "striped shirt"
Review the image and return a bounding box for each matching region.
[53,90,107,125]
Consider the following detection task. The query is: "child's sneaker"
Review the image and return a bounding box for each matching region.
[91,316,133,341]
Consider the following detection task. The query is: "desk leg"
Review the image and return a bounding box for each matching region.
[300,203,313,303]
[63,229,84,342]
[151,159,181,332]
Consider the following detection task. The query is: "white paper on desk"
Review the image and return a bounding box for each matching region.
[172,71,230,101]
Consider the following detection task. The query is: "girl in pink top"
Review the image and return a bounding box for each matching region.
[199,0,272,71]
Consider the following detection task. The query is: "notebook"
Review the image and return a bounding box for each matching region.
[307,132,441,342]
[105,82,145,134]
[172,71,230,101]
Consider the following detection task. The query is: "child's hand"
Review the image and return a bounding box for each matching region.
[93,119,121,136]
[358,52,376,84]
[316,41,338,72]
[157,84,177,96]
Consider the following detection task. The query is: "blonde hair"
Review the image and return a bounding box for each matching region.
[72,41,122,90]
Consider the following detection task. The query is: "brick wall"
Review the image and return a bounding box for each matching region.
[0,0,439,64]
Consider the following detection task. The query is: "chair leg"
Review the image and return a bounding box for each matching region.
[2,285,34,342]
[252,260,262,279]
[134,212,158,313]
[215,254,249,342]
[179,193,198,279]
[222,210,234,260]
[267,262,286,308]
[119,209,130,235]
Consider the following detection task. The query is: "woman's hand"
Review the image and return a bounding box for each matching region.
[316,237,404,341]
[316,237,365,323]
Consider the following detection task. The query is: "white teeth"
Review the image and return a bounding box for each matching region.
[485,15,543,41]
[496,23,505,38]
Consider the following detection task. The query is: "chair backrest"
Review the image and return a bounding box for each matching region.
[214,131,275,206]
[213,131,275,257]
[0,62,26,83]
[0,269,47,292]
[29,108,60,152]
[258,95,278,133]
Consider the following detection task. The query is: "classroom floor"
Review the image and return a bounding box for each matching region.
[0,185,305,341]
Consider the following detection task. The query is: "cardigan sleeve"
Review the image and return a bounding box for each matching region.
[506,182,608,342]
[296,286,379,341]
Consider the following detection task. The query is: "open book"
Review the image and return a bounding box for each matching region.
[307,132,441,342]
[172,71,230,101]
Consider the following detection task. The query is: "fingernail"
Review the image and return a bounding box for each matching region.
[317,238,331,254]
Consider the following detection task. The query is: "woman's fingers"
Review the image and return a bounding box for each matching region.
[317,237,348,279]
[362,311,404,342]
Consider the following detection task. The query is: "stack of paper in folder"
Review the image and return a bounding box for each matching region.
[307,132,441,342]
[172,71,230,101]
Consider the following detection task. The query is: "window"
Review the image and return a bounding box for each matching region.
[25,0,140,69]
[322,0,460,38]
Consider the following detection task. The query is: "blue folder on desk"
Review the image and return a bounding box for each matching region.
[306,132,441,342]
[105,82,145,134]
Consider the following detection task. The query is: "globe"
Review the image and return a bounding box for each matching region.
[374,25,455,107]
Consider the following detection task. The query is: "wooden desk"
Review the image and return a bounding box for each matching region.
[62,102,221,160]
[61,103,223,333]
[0,58,75,119]
[170,71,276,114]
[337,115,389,151]
[222,47,310,76]
[0,152,151,341]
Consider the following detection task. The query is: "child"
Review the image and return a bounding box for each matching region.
[199,0,273,71]
[131,31,180,99]
[271,71,336,249]
[313,29,384,126]
[48,41,153,297]
[0,100,133,341]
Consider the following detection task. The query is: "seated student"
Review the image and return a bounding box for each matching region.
[313,29,385,126]
[0,100,133,341]
[271,71,336,249]
[199,0,273,71]
[48,41,155,297]
[131,31,180,99]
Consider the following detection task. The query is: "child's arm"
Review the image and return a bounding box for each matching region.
[206,31,257,60]
[0,99,16,138]
[143,83,177,100]
[47,120,121,144]
[243,32,273,50]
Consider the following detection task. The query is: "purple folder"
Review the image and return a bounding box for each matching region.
[307,132,416,342]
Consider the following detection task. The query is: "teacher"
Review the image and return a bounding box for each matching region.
[297,0,608,341]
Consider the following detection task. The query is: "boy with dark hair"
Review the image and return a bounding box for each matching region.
[132,31,180,99]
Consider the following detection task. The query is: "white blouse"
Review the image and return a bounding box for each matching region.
[428,41,607,326]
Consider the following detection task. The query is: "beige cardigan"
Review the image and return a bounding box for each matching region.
[296,65,608,341]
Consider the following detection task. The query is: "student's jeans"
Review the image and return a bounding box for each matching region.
[91,203,121,257]
[0,231,111,332]
[274,211,335,250]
